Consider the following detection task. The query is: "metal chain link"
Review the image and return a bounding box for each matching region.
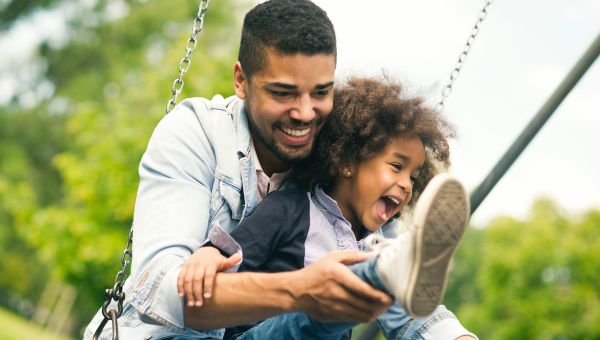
[93,228,132,340]
[94,2,211,338]
[166,0,210,114]
[113,228,133,294]
[437,0,494,111]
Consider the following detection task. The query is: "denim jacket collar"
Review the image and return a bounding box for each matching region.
[230,99,252,157]
[227,98,259,217]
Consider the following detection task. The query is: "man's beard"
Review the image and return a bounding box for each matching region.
[247,114,321,163]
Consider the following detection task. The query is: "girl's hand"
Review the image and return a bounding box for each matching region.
[177,247,242,307]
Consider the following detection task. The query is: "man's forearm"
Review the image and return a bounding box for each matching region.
[184,271,298,330]
[184,251,393,331]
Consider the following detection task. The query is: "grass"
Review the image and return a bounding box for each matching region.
[0,307,75,340]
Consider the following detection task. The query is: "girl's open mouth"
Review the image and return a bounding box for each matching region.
[375,195,401,221]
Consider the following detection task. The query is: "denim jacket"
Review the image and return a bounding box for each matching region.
[85,95,260,339]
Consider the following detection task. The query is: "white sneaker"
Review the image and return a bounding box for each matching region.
[373,173,470,318]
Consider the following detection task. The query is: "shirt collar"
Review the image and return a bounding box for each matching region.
[250,139,264,173]
[251,139,292,199]
[313,185,349,223]
[312,185,384,240]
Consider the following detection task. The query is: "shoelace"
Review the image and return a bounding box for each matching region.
[364,234,390,252]
[365,221,416,253]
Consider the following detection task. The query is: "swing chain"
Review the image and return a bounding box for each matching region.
[93,228,133,340]
[95,1,210,339]
[114,227,133,296]
[166,0,210,114]
[437,0,494,111]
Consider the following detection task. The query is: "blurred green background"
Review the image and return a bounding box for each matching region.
[0,0,599,338]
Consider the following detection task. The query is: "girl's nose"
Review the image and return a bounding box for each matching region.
[396,175,413,194]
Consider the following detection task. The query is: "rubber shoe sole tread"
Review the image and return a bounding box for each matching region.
[404,174,469,318]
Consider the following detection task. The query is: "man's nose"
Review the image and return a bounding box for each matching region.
[289,94,316,123]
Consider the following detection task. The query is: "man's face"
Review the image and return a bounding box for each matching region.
[234,49,335,168]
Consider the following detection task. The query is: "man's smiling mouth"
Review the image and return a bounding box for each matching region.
[280,126,310,137]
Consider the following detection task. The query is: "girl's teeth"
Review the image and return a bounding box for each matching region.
[388,196,400,205]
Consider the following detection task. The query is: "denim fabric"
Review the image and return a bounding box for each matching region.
[352,259,479,339]
[85,95,258,339]
[232,258,477,340]
[235,312,353,340]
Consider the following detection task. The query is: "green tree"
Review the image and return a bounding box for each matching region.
[446,198,600,339]
[1,0,246,334]
[0,108,66,312]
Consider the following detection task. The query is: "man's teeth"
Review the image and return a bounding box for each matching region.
[387,196,400,205]
[281,126,310,137]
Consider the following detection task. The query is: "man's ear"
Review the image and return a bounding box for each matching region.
[233,61,248,99]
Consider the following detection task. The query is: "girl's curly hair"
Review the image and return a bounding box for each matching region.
[292,76,456,205]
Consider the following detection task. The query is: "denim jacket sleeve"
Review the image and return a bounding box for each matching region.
[128,97,221,330]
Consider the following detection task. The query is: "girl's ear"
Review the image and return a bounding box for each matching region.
[342,167,352,178]
[342,164,356,178]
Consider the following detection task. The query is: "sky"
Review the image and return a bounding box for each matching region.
[312,0,600,225]
[1,0,599,226]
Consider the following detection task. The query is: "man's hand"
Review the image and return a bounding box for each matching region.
[289,250,392,323]
[177,247,242,307]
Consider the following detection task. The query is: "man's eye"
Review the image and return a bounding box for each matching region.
[271,91,292,97]
[313,89,330,97]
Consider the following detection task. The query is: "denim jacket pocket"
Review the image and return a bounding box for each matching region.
[209,177,244,233]
[220,180,244,220]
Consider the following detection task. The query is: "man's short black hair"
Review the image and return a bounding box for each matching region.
[238,0,337,79]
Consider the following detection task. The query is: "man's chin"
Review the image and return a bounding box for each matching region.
[273,144,313,162]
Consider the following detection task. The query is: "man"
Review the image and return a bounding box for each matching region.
[85,1,471,338]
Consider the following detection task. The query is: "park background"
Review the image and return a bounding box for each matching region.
[0,0,599,338]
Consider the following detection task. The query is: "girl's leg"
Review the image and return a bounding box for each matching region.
[358,173,470,318]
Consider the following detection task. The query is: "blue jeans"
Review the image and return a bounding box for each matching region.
[234,257,408,340]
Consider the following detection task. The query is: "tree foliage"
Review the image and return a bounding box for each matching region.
[1,0,245,334]
[446,198,600,339]
[3,1,600,338]
[0,108,65,312]
[1,0,58,29]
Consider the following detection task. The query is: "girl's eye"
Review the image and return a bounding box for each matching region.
[410,175,418,183]
[391,163,403,171]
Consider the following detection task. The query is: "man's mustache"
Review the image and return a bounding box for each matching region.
[275,117,325,129]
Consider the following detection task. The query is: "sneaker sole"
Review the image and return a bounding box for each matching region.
[404,174,469,317]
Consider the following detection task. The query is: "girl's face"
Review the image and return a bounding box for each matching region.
[333,135,426,232]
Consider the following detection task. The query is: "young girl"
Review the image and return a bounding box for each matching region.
[177,77,476,339]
